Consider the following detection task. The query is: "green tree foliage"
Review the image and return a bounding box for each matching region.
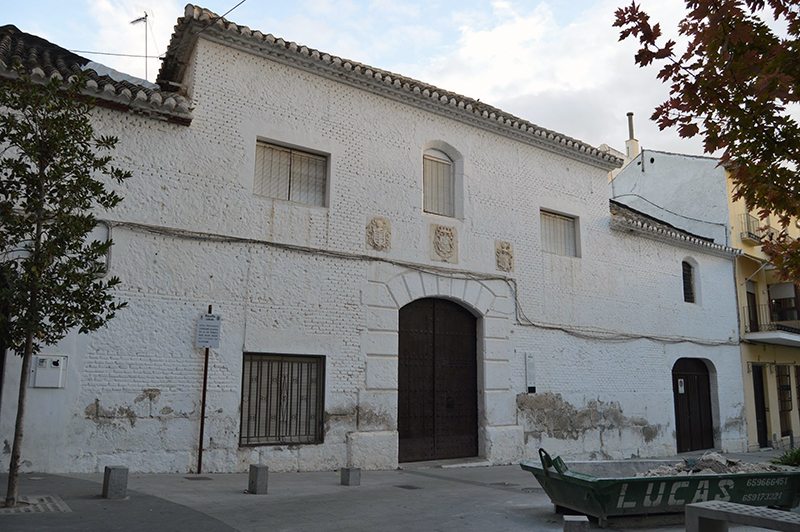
[614,1,800,279]
[0,69,129,507]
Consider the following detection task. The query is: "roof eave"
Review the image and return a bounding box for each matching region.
[158,5,622,171]
[610,216,741,259]
[0,62,192,125]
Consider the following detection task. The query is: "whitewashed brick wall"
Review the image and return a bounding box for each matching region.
[0,37,745,473]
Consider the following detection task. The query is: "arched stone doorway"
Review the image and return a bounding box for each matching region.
[398,298,478,462]
[672,358,714,452]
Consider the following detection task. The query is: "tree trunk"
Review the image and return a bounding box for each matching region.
[5,332,33,508]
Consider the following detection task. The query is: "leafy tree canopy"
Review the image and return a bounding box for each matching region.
[0,68,129,507]
[614,0,800,279]
[0,70,129,352]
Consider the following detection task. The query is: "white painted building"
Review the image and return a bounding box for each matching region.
[610,149,731,246]
[612,144,800,453]
[0,6,746,474]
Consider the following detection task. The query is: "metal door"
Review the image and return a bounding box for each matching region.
[398,298,477,462]
[672,358,714,453]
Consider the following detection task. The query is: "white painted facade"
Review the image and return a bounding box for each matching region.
[611,150,731,245]
[0,8,746,474]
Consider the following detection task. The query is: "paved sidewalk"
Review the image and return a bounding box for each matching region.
[0,449,791,531]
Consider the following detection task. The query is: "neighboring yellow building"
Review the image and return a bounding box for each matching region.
[727,178,800,450]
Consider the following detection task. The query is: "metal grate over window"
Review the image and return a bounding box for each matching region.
[423,152,454,217]
[240,353,325,446]
[682,261,695,303]
[254,142,327,206]
[777,365,792,437]
[540,210,577,257]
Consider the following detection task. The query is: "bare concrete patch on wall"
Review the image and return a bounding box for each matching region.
[85,399,138,427]
[516,392,662,449]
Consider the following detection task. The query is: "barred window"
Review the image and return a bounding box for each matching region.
[254,142,327,206]
[682,261,695,303]
[423,150,454,217]
[777,365,792,437]
[540,210,577,257]
[240,353,325,446]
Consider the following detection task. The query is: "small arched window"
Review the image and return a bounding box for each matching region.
[682,261,695,303]
[423,149,454,217]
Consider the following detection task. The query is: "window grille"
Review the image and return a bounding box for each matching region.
[682,261,695,303]
[254,142,327,206]
[540,211,577,256]
[777,365,792,437]
[423,151,454,217]
[240,353,325,445]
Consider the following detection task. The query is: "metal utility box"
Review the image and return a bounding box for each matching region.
[30,355,68,388]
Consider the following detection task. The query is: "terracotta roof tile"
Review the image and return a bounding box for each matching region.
[610,199,739,257]
[158,4,622,170]
[0,25,191,124]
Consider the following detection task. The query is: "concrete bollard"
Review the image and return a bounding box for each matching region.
[102,465,128,500]
[248,464,269,494]
[563,515,589,532]
[340,467,361,486]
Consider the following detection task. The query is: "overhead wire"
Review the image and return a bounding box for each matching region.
[69,1,247,65]
[158,0,249,59]
[101,218,739,348]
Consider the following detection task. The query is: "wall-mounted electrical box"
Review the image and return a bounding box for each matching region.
[30,355,68,388]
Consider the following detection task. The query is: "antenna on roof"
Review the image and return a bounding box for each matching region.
[131,13,148,81]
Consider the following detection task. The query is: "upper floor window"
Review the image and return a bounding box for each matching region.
[423,149,455,217]
[682,261,695,303]
[541,210,577,257]
[254,142,327,207]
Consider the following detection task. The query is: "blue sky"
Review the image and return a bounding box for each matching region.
[5,0,705,156]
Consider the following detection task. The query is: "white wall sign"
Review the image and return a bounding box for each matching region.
[196,314,222,349]
[525,353,536,393]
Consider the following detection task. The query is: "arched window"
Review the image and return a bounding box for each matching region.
[423,149,455,217]
[682,261,695,303]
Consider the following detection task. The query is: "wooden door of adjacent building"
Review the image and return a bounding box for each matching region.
[398,298,478,462]
[672,358,714,453]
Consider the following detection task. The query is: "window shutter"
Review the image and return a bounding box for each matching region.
[255,143,291,200]
[289,151,327,206]
[254,142,326,207]
[423,153,454,217]
[682,261,695,303]
[540,211,576,256]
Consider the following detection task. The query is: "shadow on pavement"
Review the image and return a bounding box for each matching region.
[0,473,235,532]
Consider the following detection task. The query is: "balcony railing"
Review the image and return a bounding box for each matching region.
[739,214,776,243]
[742,304,800,334]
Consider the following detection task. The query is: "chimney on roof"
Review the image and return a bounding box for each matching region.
[626,112,641,159]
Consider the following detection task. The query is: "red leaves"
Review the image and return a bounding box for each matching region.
[615,0,800,280]
[678,123,701,137]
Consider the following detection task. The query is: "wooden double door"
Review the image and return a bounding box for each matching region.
[398,298,478,462]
